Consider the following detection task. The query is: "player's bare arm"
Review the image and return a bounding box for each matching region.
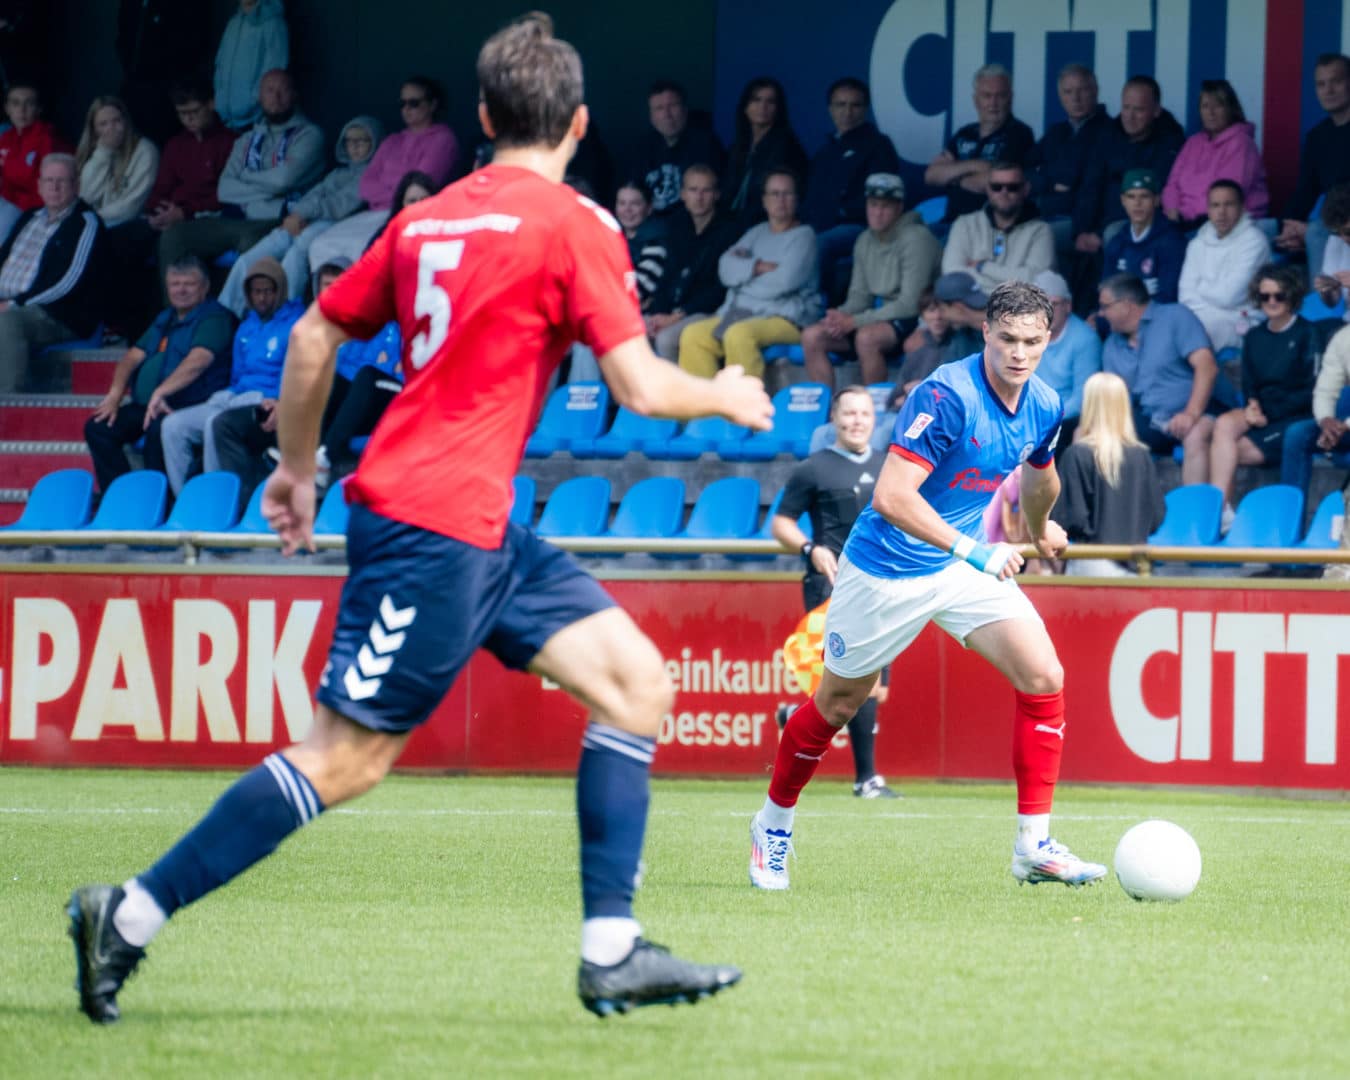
[872,452,1025,579]
[1018,460,1068,559]
[598,335,773,430]
[261,304,349,555]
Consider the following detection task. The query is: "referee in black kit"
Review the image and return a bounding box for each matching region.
[771,385,899,798]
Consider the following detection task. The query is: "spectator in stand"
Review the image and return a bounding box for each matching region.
[722,77,808,231]
[0,155,105,393]
[103,80,236,334]
[1073,76,1184,259]
[219,115,382,315]
[924,64,1035,224]
[74,96,159,228]
[801,172,940,388]
[306,76,458,271]
[1162,79,1268,231]
[1312,181,1350,320]
[213,0,289,131]
[158,255,302,494]
[363,170,437,254]
[941,161,1054,293]
[644,164,739,360]
[614,179,667,312]
[1027,63,1110,260]
[1275,53,1350,276]
[634,80,725,216]
[1192,264,1318,529]
[158,69,323,275]
[802,77,901,302]
[1032,269,1101,446]
[1053,371,1166,576]
[114,0,213,144]
[1098,272,1217,484]
[83,255,234,493]
[1178,179,1271,352]
[0,83,69,243]
[887,273,988,414]
[1282,323,1350,499]
[888,288,960,411]
[1101,168,1185,302]
[678,167,818,378]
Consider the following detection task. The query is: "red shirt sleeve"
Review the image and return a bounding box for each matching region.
[557,197,645,357]
[318,218,398,341]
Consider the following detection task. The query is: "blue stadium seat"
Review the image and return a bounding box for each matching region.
[535,475,611,537]
[643,415,749,460]
[866,382,894,415]
[160,472,240,532]
[510,475,536,526]
[914,195,948,225]
[728,487,811,562]
[314,483,350,536]
[524,382,610,457]
[570,407,678,459]
[1147,484,1223,546]
[655,476,760,557]
[720,383,832,460]
[230,484,270,532]
[762,344,806,365]
[1220,484,1304,549]
[1298,491,1345,549]
[40,322,104,357]
[1301,291,1346,323]
[1,469,93,530]
[83,470,167,530]
[605,476,685,541]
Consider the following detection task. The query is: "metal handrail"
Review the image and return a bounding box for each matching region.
[0,528,1347,575]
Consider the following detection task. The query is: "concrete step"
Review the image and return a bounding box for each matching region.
[0,394,102,441]
[0,441,92,490]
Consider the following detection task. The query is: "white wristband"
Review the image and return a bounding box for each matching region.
[949,535,976,561]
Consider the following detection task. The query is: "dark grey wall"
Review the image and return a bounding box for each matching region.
[44,1,719,180]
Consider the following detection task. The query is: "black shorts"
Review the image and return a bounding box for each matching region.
[316,504,616,733]
[1244,417,1302,464]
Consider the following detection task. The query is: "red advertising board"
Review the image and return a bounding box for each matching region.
[1,569,1347,791]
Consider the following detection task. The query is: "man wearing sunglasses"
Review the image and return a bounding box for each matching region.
[941,161,1054,295]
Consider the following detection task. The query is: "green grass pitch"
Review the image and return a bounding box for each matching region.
[2,769,1348,1078]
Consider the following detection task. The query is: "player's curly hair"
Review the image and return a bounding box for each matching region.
[984,280,1053,330]
[477,12,584,151]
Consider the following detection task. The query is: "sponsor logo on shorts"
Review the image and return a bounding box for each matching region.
[827,632,846,659]
[904,413,934,439]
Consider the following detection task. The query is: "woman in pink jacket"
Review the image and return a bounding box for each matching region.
[306,75,458,271]
[1163,79,1268,229]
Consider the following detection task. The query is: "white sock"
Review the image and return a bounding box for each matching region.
[112,879,167,948]
[581,917,641,966]
[759,797,794,833]
[1015,814,1051,853]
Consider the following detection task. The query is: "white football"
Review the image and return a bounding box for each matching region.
[1113,820,1202,902]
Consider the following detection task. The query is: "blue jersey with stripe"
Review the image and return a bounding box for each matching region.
[844,351,1063,579]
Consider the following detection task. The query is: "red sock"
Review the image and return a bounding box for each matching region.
[1012,690,1065,814]
[767,698,840,807]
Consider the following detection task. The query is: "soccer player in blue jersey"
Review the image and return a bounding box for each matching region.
[749,279,1107,891]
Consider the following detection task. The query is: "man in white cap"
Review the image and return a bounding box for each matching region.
[801,172,940,388]
[1032,268,1101,446]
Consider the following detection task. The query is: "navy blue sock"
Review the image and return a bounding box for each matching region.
[576,723,655,920]
[138,753,324,918]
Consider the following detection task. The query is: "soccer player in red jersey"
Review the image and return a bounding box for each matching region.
[68,13,771,1024]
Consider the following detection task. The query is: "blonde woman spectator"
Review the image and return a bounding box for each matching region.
[75,96,159,227]
[1053,372,1166,575]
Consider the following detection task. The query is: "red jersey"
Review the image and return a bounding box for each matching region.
[318,164,644,548]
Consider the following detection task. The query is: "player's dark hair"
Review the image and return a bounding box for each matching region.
[648,79,687,104]
[826,77,869,105]
[1207,178,1244,203]
[832,384,872,415]
[1320,181,1350,232]
[477,12,584,151]
[1123,74,1162,105]
[985,281,1053,330]
[1247,263,1307,311]
[1101,273,1151,307]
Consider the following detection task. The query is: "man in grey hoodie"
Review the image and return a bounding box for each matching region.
[159,69,324,276]
[218,115,382,314]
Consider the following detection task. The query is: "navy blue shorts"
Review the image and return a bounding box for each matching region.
[316,503,616,733]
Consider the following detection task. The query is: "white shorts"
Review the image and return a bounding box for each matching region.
[822,555,1043,678]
